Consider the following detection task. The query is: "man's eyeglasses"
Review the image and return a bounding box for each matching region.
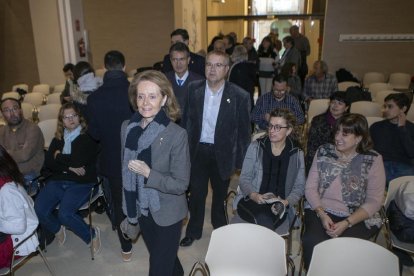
[2,106,20,114]
[206,63,228,69]
[268,124,289,132]
[63,114,79,121]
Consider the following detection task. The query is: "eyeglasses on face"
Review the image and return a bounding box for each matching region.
[268,124,289,132]
[62,114,79,121]
[206,63,228,69]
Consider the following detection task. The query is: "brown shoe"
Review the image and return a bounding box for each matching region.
[56,226,66,246]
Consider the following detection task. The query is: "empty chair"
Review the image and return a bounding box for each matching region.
[350,101,382,117]
[32,84,50,95]
[53,84,65,94]
[338,81,360,92]
[389,72,411,90]
[307,99,330,124]
[21,102,34,120]
[368,82,393,101]
[37,119,58,149]
[11,83,29,92]
[363,72,386,89]
[189,223,287,276]
[1,91,20,100]
[95,68,106,78]
[406,104,414,122]
[37,104,61,121]
[47,93,62,104]
[375,90,401,105]
[307,237,399,276]
[365,116,384,127]
[23,92,45,107]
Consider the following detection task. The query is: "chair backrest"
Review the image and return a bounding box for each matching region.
[37,119,58,149]
[365,116,384,127]
[389,72,411,90]
[53,84,65,94]
[12,83,29,92]
[307,237,399,276]
[21,102,34,120]
[23,92,46,107]
[307,99,330,124]
[363,72,386,88]
[47,93,62,104]
[385,176,414,209]
[375,90,400,105]
[350,101,382,117]
[1,91,21,100]
[205,223,287,276]
[37,104,61,122]
[32,84,50,94]
[368,82,393,101]
[407,104,414,122]
[95,68,106,78]
[338,81,360,92]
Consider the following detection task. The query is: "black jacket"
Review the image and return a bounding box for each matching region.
[162,52,205,76]
[87,70,134,178]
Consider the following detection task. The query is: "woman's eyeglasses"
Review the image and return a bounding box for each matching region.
[268,124,289,132]
[62,114,79,121]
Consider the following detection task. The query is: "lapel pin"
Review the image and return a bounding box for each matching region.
[227,98,231,103]
[160,137,164,145]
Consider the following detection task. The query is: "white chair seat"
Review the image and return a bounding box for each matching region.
[32,84,50,95]
[37,104,61,122]
[37,119,58,149]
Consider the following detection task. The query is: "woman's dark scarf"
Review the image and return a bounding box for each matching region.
[122,109,170,224]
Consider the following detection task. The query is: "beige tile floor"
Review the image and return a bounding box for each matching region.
[14,177,414,275]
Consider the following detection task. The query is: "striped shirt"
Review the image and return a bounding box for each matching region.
[251,92,305,130]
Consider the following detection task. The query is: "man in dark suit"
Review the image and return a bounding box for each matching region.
[86,50,134,261]
[162,29,205,76]
[164,42,204,116]
[180,50,251,246]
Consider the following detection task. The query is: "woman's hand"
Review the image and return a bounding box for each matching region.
[249,192,266,204]
[128,160,151,178]
[319,213,334,232]
[54,150,61,159]
[326,220,349,238]
[69,167,85,176]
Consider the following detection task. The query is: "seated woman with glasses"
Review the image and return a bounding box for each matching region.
[302,113,385,271]
[34,103,100,253]
[232,108,305,233]
[0,145,39,269]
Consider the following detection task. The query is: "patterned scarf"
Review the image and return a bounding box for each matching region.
[122,109,170,224]
[316,144,375,213]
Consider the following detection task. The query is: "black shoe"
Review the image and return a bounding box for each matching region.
[180,236,195,247]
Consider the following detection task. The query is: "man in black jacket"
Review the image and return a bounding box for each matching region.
[87,50,134,261]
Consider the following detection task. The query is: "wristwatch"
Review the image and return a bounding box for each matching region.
[345,218,353,228]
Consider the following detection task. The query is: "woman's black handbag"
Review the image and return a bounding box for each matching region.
[237,197,286,230]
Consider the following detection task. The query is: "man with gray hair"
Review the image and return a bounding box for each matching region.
[303,60,338,100]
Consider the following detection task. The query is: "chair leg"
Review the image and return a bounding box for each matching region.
[287,255,295,276]
[38,247,56,276]
[89,204,94,260]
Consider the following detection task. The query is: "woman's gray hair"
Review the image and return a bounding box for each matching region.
[231,45,248,63]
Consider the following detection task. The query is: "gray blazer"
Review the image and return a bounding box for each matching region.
[121,120,190,227]
[234,137,305,227]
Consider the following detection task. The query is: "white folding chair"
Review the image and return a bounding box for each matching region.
[37,119,57,149]
[369,82,393,101]
[47,93,62,104]
[366,116,384,127]
[350,101,382,117]
[338,81,360,92]
[11,83,29,92]
[32,84,50,95]
[53,84,65,94]
[1,92,20,100]
[0,230,55,276]
[307,237,399,276]
[375,90,401,105]
[381,176,414,255]
[189,223,287,276]
[23,92,46,107]
[21,102,34,121]
[307,99,330,124]
[363,72,386,89]
[389,73,411,90]
[37,104,61,122]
